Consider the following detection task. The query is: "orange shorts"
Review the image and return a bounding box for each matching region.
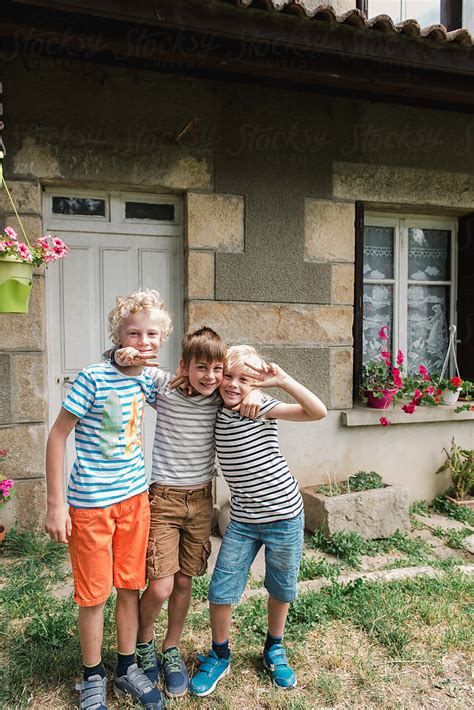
[68,491,150,607]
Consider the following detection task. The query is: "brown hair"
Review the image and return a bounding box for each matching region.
[181,326,226,368]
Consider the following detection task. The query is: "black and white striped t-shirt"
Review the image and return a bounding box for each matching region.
[215,398,303,524]
[149,369,221,486]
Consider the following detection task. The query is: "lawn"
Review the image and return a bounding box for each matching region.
[1,517,473,709]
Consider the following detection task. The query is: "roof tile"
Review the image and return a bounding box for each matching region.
[225,0,473,47]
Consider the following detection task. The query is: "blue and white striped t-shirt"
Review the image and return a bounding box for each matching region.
[215,398,304,524]
[63,362,156,509]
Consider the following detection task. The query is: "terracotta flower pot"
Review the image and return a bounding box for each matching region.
[0,524,6,545]
[365,390,397,410]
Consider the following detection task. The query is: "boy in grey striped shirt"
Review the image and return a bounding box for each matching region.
[114,327,261,699]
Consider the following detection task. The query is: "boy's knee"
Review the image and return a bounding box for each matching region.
[174,571,192,592]
[147,576,174,603]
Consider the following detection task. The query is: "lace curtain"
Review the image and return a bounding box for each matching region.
[363,225,450,373]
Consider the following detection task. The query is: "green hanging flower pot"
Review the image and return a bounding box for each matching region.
[0,255,33,313]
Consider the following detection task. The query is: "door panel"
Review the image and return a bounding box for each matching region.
[46,227,182,483]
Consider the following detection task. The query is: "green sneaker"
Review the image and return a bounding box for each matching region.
[136,639,160,684]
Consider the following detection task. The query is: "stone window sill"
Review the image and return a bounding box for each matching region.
[341,404,474,427]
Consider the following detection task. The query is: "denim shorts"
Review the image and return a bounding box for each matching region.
[208,511,304,605]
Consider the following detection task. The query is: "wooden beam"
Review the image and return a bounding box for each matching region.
[1,2,474,109]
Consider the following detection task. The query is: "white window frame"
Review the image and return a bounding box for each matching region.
[364,212,457,369]
[44,188,181,236]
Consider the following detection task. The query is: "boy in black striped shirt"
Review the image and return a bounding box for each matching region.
[191,345,327,696]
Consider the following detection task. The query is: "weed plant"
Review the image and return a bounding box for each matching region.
[191,574,210,601]
[432,495,474,526]
[310,529,435,569]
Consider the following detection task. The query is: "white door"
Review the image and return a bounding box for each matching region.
[44,190,183,479]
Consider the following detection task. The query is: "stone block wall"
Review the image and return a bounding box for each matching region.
[185,192,354,409]
[0,179,48,528]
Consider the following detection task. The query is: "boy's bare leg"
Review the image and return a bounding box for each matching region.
[138,576,174,642]
[116,588,140,654]
[163,571,193,650]
[267,595,289,638]
[78,603,105,666]
[210,602,232,644]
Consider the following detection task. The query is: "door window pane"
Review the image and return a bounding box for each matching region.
[364,226,394,279]
[52,196,106,217]
[408,228,450,281]
[363,284,394,362]
[125,202,175,221]
[407,285,448,373]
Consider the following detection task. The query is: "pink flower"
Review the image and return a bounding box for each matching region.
[402,403,415,414]
[397,350,404,365]
[17,242,32,262]
[4,226,17,240]
[0,448,8,457]
[378,326,389,340]
[450,376,463,389]
[379,417,391,427]
[0,243,6,253]
[419,365,430,381]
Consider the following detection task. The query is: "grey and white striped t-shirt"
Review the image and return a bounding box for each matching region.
[215,398,304,524]
[149,369,221,486]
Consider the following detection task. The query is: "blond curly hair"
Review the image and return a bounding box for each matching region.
[108,289,172,346]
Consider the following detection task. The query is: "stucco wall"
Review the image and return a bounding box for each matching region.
[1,53,473,525]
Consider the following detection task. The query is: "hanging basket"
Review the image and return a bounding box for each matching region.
[0,256,33,313]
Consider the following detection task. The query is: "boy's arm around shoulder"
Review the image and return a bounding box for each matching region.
[249,362,327,422]
[44,408,79,544]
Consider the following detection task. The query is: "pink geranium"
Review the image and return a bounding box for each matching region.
[379,417,391,427]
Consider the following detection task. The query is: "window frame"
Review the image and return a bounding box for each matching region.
[363,212,458,373]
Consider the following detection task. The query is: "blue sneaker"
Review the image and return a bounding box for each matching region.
[136,640,161,684]
[263,644,297,688]
[114,663,165,708]
[161,647,189,698]
[190,649,230,697]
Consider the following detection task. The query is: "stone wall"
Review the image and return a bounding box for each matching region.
[1,53,474,525]
[0,180,47,527]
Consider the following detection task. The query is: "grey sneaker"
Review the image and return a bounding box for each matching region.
[161,647,189,698]
[114,663,164,709]
[75,674,107,709]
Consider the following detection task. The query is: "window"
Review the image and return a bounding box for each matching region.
[51,196,106,217]
[363,215,456,374]
[367,0,440,24]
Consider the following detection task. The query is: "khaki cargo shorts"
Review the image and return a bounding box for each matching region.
[146,482,213,579]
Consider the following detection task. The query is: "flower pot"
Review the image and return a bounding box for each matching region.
[0,525,6,545]
[0,256,33,313]
[441,388,462,405]
[365,390,397,410]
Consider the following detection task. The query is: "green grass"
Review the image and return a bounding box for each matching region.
[309,529,435,570]
[298,554,342,582]
[191,574,210,601]
[2,528,473,708]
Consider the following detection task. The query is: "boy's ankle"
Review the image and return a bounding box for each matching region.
[116,652,135,678]
[83,660,106,680]
[212,639,230,660]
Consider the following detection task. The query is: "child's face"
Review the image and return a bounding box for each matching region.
[119,310,162,357]
[219,364,255,407]
[182,358,224,396]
